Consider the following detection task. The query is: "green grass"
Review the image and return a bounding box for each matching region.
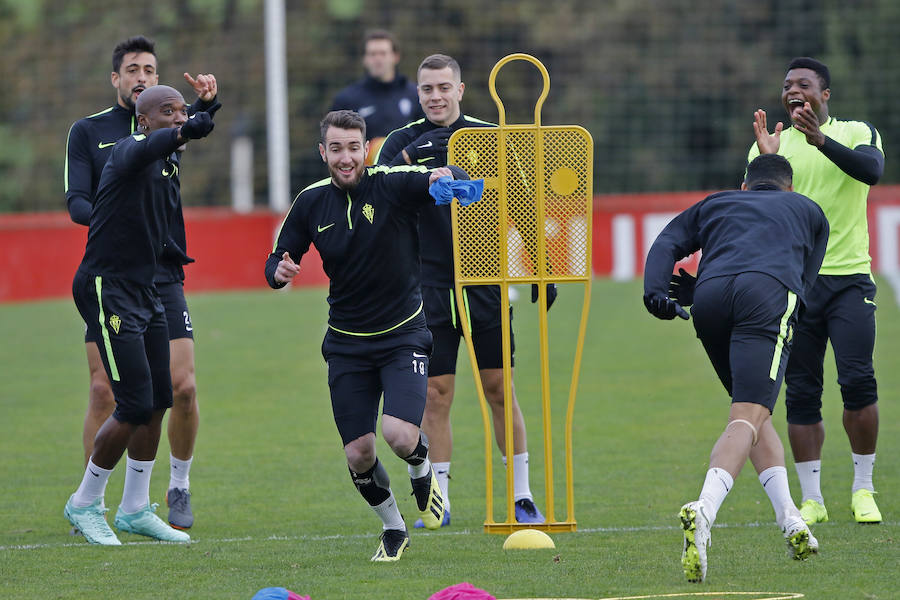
[1,279,897,599]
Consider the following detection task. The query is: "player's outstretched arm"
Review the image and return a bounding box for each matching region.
[428,167,454,185]
[176,109,217,145]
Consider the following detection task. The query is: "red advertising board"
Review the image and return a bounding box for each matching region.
[2,186,900,303]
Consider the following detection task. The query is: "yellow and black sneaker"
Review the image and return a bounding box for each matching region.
[371,527,409,562]
[411,466,445,530]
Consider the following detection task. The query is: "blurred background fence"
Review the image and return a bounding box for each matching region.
[1,0,898,213]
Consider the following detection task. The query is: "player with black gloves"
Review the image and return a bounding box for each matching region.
[62,35,220,535]
[400,127,452,165]
[65,85,220,546]
[643,154,828,583]
[376,53,547,527]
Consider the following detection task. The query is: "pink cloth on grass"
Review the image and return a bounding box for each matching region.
[428,582,496,600]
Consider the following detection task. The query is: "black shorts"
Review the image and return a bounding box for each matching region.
[321,318,433,446]
[691,272,799,412]
[785,274,878,424]
[73,271,173,425]
[423,285,514,376]
[84,280,192,343]
[157,281,194,340]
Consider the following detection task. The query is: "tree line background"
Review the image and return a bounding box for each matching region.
[0,0,897,213]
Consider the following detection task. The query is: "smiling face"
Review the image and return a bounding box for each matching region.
[111,51,158,110]
[319,126,368,190]
[417,66,464,127]
[782,67,830,124]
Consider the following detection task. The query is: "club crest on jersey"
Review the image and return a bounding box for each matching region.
[109,314,122,334]
[363,203,374,224]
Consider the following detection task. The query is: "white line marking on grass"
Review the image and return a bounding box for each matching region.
[592,593,804,600]
[497,593,805,600]
[2,520,886,552]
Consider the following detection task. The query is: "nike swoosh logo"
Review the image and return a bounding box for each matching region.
[129,467,144,473]
[317,223,335,232]
[864,298,876,306]
[412,352,427,358]
[417,140,433,149]
[98,141,116,149]
[89,470,100,477]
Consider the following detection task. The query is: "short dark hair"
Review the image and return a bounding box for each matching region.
[112,35,156,74]
[364,29,398,53]
[745,154,793,191]
[320,110,367,143]
[787,57,830,90]
[418,54,461,80]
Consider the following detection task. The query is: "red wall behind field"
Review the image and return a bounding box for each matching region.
[3,186,900,303]
[0,208,327,303]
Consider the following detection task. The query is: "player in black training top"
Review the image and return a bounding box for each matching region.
[64,35,217,530]
[65,85,218,546]
[265,110,462,562]
[330,29,423,163]
[643,154,828,583]
[375,53,547,526]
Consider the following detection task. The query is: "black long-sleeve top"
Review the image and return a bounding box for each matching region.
[65,97,216,283]
[644,188,829,306]
[265,165,438,335]
[78,128,185,287]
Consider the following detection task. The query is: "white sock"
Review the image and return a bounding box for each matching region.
[698,467,733,524]
[794,460,824,504]
[119,458,155,513]
[433,461,451,509]
[502,453,534,502]
[407,456,431,480]
[72,460,113,508]
[851,453,876,493]
[372,491,405,531]
[758,466,798,526]
[169,454,192,491]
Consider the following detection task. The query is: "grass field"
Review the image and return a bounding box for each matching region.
[1,278,897,599]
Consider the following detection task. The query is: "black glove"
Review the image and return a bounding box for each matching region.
[668,268,696,307]
[531,283,558,310]
[180,111,215,140]
[404,127,452,164]
[446,164,470,180]
[643,293,689,320]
